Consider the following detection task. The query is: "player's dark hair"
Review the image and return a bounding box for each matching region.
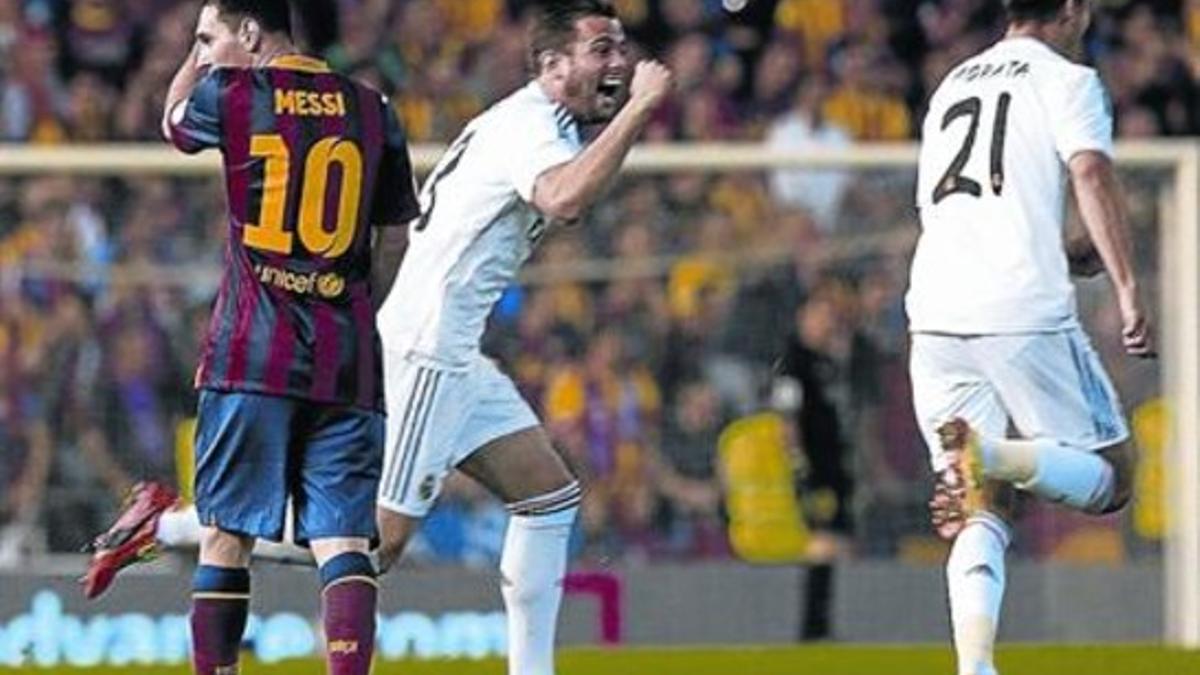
[527,0,618,73]
[206,0,293,37]
[1004,0,1070,22]
[289,0,339,54]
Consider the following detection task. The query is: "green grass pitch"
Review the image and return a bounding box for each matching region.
[15,645,1199,675]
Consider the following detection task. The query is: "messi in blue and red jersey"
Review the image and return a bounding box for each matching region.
[171,48,419,674]
[170,54,418,412]
[80,5,417,675]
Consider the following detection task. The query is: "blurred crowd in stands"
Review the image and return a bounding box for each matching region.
[0,0,1176,566]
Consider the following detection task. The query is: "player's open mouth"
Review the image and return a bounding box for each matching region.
[597,77,623,102]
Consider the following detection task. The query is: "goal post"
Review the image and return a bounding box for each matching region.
[0,140,1196,648]
[1160,142,1200,649]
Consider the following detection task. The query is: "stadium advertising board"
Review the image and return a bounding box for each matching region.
[0,589,506,667]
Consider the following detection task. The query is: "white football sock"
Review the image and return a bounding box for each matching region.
[500,503,578,675]
[947,512,1010,675]
[155,505,201,547]
[980,437,1115,513]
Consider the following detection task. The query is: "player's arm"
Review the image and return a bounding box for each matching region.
[1070,150,1153,356]
[531,61,673,222]
[1054,70,1153,357]
[370,103,422,309]
[372,225,410,310]
[160,44,208,143]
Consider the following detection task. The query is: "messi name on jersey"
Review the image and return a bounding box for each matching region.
[275,89,347,117]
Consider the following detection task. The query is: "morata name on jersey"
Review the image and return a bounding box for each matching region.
[274,89,347,117]
[950,60,1031,83]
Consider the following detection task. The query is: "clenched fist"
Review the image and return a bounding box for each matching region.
[628,60,674,114]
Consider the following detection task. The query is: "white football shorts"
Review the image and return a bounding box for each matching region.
[378,351,540,517]
[910,328,1129,473]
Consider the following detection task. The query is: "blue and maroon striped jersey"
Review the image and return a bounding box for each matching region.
[169,55,418,411]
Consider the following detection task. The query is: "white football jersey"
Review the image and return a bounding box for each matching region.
[377,81,582,366]
[906,37,1113,334]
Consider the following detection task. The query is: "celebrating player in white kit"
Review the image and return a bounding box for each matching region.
[906,1,1152,674]
[373,2,672,674]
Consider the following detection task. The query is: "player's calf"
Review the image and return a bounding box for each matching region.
[500,480,582,675]
[191,527,255,674]
[191,564,250,675]
[939,418,1134,518]
[946,510,1010,675]
[314,541,377,675]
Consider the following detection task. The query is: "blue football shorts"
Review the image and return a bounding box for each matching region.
[193,389,383,544]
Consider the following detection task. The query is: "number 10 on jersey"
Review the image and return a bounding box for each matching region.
[243,134,364,258]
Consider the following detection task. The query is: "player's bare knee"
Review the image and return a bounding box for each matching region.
[462,427,578,503]
[526,460,579,498]
[198,526,253,567]
[310,537,370,568]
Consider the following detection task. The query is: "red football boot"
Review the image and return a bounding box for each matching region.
[80,482,179,599]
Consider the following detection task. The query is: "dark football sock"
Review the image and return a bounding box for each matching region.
[191,565,250,675]
[320,552,378,675]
